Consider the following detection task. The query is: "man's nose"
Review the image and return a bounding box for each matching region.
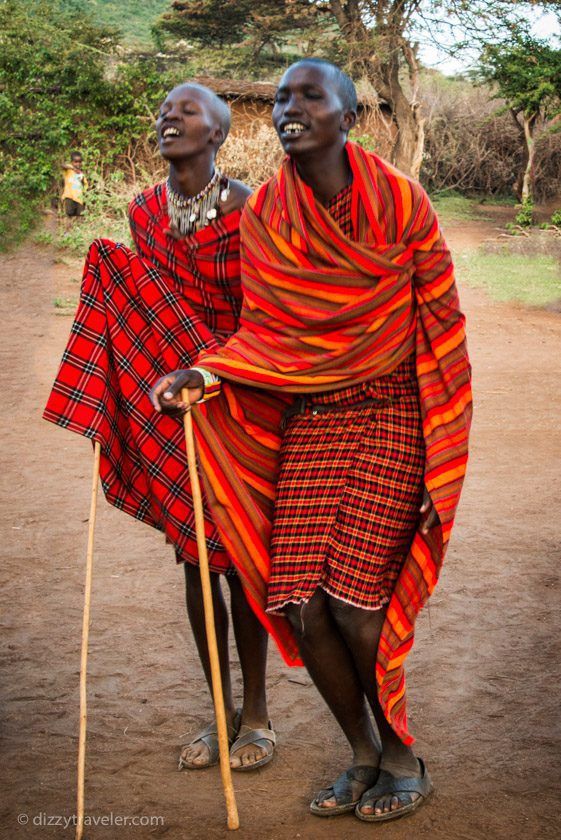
[284,93,303,114]
[163,104,181,121]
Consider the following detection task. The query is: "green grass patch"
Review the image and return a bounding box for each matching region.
[53,295,79,314]
[67,0,169,48]
[33,230,55,247]
[478,194,517,207]
[455,249,561,306]
[431,192,491,223]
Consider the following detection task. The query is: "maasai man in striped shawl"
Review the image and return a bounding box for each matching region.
[151,60,472,822]
[44,83,279,773]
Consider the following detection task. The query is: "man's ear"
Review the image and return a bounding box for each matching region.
[341,109,357,133]
[211,125,226,148]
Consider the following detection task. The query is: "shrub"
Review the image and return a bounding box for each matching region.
[515,199,534,228]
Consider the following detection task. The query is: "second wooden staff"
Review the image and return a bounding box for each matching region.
[182,396,239,831]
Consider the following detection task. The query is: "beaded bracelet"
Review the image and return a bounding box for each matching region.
[191,366,221,404]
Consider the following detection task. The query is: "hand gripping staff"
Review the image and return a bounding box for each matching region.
[182,394,240,830]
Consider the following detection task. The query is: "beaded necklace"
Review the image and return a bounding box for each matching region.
[166,170,230,236]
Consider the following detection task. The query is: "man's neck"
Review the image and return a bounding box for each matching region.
[168,155,216,199]
[294,145,351,206]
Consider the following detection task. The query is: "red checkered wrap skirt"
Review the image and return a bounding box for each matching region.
[267,353,425,612]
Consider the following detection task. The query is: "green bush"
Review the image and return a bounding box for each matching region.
[0,0,176,249]
[514,198,534,228]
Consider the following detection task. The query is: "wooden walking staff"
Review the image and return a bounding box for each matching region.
[76,440,101,840]
[182,395,240,831]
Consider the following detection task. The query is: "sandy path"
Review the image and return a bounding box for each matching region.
[0,224,560,839]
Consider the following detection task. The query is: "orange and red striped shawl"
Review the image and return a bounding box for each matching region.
[191,142,472,743]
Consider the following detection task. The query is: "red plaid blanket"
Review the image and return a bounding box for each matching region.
[43,183,243,568]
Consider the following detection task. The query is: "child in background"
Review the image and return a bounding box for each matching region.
[61,151,87,217]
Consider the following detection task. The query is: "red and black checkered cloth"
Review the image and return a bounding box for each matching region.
[268,354,425,612]
[43,183,243,571]
[267,184,425,612]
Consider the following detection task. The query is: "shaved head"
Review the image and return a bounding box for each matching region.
[285,58,358,113]
[169,83,231,146]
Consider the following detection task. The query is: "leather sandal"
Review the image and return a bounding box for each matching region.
[355,758,433,822]
[229,721,276,772]
[178,710,241,770]
[310,765,379,816]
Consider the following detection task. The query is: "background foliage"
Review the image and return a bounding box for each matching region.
[0,0,177,246]
[1,0,561,250]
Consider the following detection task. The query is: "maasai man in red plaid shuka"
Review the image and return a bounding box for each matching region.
[44,83,278,772]
[152,60,472,823]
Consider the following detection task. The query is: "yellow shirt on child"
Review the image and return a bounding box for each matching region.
[61,166,87,204]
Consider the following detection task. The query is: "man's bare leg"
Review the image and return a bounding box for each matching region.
[285,589,381,808]
[227,574,271,769]
[328,598,422,817]
[179,562,237,768]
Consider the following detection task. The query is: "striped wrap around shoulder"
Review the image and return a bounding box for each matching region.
[191,142,472,743]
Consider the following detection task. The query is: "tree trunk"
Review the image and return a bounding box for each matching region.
[367,47,425,178]
[521,112,538,203]
[390,93,425,177]
[327,0,425,177]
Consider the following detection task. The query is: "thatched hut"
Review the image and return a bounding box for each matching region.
[195,76,395,154]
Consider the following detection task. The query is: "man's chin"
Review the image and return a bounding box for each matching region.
[159,143,188,161]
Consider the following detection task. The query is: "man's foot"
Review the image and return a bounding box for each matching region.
[355,757,432,822]
[178,711,240,770]
[310,765,380,816]
[229,721,276,771]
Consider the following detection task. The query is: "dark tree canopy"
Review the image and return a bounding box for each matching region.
[153,1,561,175]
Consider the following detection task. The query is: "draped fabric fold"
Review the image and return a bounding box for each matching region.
[43,189,243,568]
[43,185,300,662]
[193,143,472,743]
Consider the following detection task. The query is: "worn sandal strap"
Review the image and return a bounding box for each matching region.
[189,721,217,743]
[318,765,379,807]
[333,766,379,802]
[361,761,431,803]
[187,710,241,747]
[231,724,276,752]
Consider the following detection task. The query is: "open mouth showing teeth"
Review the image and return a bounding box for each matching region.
[282,123,307,135]
[162,127,180,138]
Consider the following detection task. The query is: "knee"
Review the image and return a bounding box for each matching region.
[329,598,384,650]
[184,562,220,597]
[287,598,330,646]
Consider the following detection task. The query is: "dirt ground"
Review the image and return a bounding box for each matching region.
[1,213,560,840]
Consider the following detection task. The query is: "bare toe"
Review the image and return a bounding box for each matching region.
[229,723,276,772]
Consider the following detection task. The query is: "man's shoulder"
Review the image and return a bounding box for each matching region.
[245,175,277,214]
[366,151,421,192]
[129,181,165,219]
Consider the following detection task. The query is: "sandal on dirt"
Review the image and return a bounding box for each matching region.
[309,765,380,817]
[355,758,432,822]
[229,722,276,772]
[178,710,241,770]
